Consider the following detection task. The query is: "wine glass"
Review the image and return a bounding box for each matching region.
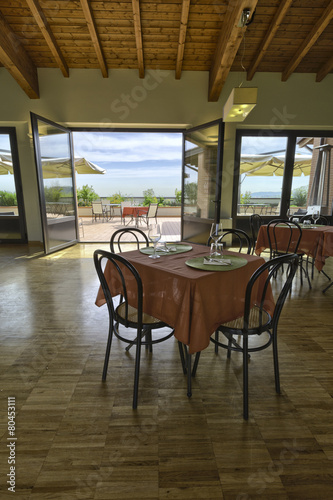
[312,209,320,226]
[148,223,161,259]
[210,222,223,256]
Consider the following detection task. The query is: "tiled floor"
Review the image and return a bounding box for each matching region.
[0,243,333,498]
[79,217,181,243]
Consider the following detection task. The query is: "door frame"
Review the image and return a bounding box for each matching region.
[181,118,224,241]
[30,112,78,254]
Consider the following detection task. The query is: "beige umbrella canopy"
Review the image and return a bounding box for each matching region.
[41,157,106,178]
[0,152,105,178]
[240,154,312,177]
[0,152,14,175]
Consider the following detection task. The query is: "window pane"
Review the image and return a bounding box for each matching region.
[237,136,288,216]
[183,124,219,219]
[290,137,333,217]
[0,134,19,216]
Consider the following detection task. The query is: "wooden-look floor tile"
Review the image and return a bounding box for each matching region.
[0,243,333,499]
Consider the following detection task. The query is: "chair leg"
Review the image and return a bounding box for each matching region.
[272,328,281,394]
[243,336,249,420]
[214,330,219,353]
[178,341,187,374]
[192,351,201,377]
[187,349,192,398]
[102,320,113,381]
[133,329,142,410]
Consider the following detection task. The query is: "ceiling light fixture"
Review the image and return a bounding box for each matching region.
[223,9,257,122]
[223,87,257,122]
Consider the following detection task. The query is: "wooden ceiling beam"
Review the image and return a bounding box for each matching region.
[132,0,144,78]
[79,0,108,78]
[247,0,293,81]
[25,0,69,77]
[0,10,39,99]
[175,0,191,80]
[316,54,333,82]
[208,0,258,102]
[282,0,333,82]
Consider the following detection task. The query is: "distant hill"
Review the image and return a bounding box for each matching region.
[251,192,281,198]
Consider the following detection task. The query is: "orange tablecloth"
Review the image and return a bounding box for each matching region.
[95,244,274,354]
[255,225,332,271]
[122,206,148,219]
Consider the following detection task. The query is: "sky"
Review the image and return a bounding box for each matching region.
[1,131,312,199]
[73,131,183,198]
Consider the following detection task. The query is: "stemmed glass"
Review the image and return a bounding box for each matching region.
[210,222,223,256]
[312,209,320,226]
[148,223,161,259]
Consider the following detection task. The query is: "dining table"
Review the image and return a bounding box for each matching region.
[122,206,148,227]
[255,224,333,272]
[95,243,275,354]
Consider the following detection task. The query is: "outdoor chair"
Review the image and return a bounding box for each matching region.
[92,201,106,222]
[93,250,174,409]
[120,201,132,225]
[267,219,311,288]
[207,228,251,254]
[138,202,158,226]
[110,228,149,253]
[249,214,263,254]
[190,253,299,420]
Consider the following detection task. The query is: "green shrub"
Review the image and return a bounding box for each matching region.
[292,186,308,207]
[0,190,17,206]
[109,192,125,204]
[77,184,99,206]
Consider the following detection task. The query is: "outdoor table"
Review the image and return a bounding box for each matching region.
[122,206,148,227]
[255,224,333,271]
[95,243,273,354]
[102,203,120,220]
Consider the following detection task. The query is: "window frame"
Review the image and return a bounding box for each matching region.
[232,129,333,222]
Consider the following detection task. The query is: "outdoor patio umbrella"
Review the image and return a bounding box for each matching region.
[41,157,106,178]
[240,154,312,177]
[0,153,105,178]
[0,152,14,175]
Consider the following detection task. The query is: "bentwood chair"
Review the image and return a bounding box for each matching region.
[94,250,174,409]
[249,214,263,254]
[207,228,251,254]
[266,219,310,288]
[110,228,149,253]
[192,253,299,420]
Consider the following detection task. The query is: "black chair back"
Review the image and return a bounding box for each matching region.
[249,214,263,254]
[267,219,302,258]
[299,214,329,225]
[244,253,299,333]
[94,249,143,330]
[208,228,251,254]
[110,227,149,253]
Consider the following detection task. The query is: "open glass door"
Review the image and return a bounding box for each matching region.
[31,113,78,254]
[181,119,224,243]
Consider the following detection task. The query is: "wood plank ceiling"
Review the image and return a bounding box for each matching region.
[0,0,332,100]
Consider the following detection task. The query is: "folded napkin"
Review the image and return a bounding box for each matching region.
[157,246,177,252]
[203,257,232,266]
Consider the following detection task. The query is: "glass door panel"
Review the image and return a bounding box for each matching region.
[182,120,223,243]
[0,129,27,242]
[236,135,288,217]
[290,137,333,217]
[31,113,78,254]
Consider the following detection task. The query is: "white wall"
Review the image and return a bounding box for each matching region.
[0,68,332,241]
